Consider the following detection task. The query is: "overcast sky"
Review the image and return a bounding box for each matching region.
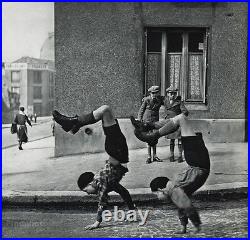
[2,2,54,62]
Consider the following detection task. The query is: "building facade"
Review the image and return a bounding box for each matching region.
[54,2,247,156]
[4,57,55,120]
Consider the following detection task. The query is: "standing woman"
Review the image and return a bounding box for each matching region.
[138,86,164,164]
[14,107,32,150]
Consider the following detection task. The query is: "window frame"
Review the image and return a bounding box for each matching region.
[33,86,42,99]
[33,102,42,116]
[33,71,42,84]
[144,27,209,106]
[11,71,21,83]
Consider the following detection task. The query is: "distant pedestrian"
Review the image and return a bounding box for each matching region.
[14,107,32,150]
[137,86,164,164]
[164,87,189,163]
[34,113,37,123]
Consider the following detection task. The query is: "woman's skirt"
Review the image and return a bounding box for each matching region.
[17,125,28,143]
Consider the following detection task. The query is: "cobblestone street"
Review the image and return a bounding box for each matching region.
[3,199,247,238]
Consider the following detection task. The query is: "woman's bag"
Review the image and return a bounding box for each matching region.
[11,123,17,134]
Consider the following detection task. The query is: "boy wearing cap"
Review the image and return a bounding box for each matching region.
[77,160,136,230]
[164,87,189,163]
[131,113,210,234]
[52,105,135,230]
[137,85,164,164]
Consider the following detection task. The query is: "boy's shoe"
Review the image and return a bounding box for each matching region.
[169,156,175,162]
[134,129,160,146]
[178,156,184,163]
[52,110,79,132]
[18,146,23,150]
[146,157,152,164]
[175,225,187,234]
[130,116,155,131]
[153,156,162,162]
[70,123,81,134]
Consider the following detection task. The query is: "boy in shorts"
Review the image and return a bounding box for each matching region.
[131,113,210,233]
[52,105,136,230]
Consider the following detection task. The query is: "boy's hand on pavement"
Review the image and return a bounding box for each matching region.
[84,221,100,230]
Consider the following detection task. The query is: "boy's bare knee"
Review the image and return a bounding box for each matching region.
[172,113,186,125]
[101,105,111,113]
[101,105,115,126]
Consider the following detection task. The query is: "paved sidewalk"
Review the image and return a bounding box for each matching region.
[2,136,248,205]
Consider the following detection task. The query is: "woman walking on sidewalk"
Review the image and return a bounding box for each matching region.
[14,107,32,150]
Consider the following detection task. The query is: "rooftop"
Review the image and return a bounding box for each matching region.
[13,56,54,65]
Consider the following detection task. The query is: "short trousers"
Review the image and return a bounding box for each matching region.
[103,120,129,164]
[181,134,210,170]
[173,166,209,196]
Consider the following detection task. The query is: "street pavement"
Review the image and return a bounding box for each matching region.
[2,199,247,238]
[2,117,52,149]
[2,130,248,204]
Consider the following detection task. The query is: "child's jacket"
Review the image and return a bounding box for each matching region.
[92,161,128,222]
[164,96,189,119]
[138,96,164,123]
[164,96,189,139]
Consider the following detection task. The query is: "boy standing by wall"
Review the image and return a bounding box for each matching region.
[164,86,189,163]
[137,86,164,164]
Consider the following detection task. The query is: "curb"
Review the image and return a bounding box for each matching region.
[2,182,247,207]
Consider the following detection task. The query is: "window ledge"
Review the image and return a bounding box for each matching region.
[185,103,208,111]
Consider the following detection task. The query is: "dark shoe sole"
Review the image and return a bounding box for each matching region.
[52,110,78,132]
[130,116,141,130]
[153,158,163,162]
[178,158,184,163]
[62,125,73,132]
[134,129,159,146]
[70,125,81,134]
[170,157,175,162]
